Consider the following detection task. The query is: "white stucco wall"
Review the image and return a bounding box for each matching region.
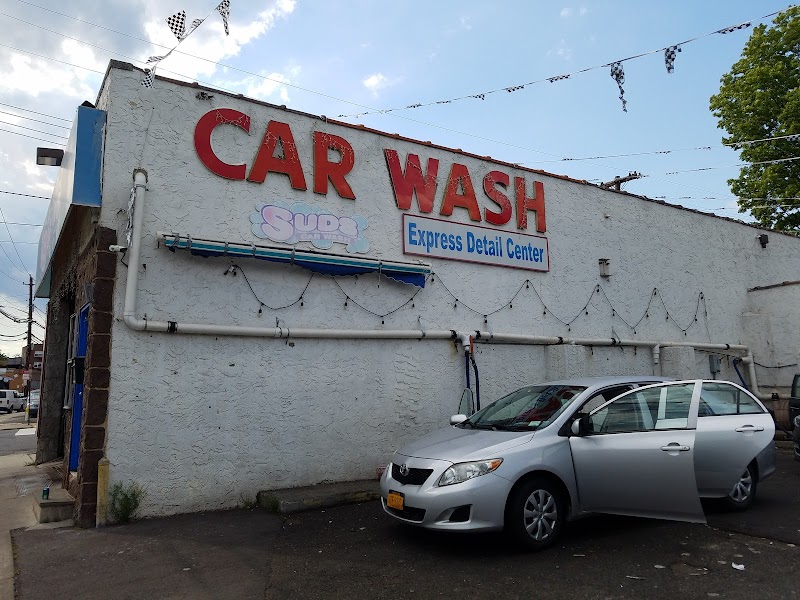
[95,65,800,516]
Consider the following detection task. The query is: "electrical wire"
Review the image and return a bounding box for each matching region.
[3,3,785,207]
[0,191,49,202]
[0,109,71,130]
[0,206,30,275]
[0,126,65,145]
[0,100,71,122]
[0,118,68,140]
[663,155,800,175]
[335,5,797,118]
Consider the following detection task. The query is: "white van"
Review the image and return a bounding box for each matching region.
[0,390,24,413]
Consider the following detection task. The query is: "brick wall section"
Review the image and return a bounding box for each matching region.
[73,226,117,528]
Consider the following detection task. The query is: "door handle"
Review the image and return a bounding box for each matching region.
[735,425,765,433]
[660,444,690,452]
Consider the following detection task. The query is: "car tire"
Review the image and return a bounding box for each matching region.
[723,463,758,510]
[505,477,565,551]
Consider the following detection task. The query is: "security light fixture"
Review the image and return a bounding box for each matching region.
[758,234,769,249]
[598,258,610,278]
[36,147,63,167]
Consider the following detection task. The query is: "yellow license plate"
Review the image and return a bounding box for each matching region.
[387,492,404,511]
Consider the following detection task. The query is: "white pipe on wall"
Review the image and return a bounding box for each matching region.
[118,169,766,397]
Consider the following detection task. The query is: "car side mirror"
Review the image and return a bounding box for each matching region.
[570,414,590,436]
[450,414,468,425]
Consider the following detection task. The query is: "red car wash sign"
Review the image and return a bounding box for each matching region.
[194,109,549,270]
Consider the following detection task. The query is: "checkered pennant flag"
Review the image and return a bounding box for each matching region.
[141,68,156,88]
[609,62,627,112]
[216,0,231,35]
[188,19,203,38]
[664,45,681,74]
[147,55,167,64]
[717,22,751,35]
[166,10,187,40]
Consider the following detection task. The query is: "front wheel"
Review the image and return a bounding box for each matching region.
[505,477,565,551]
[723,463,757,510]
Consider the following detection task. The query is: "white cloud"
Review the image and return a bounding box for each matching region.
[363,73,388,96]
[560,7,588,18]
[0,51,97,99]
[241,66,300,103]
[459,16,473,31]
[142,0,296,83]
[547,39,573,61]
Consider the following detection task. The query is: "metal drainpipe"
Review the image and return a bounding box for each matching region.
[119,170,765,399]
[651,345,661,377]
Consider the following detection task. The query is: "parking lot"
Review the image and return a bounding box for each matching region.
[12,446,799,600]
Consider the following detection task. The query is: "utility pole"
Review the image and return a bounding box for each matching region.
[600,171,644,191]
[25,275,33,398]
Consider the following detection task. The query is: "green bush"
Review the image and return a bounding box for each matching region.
[108,482,145,524]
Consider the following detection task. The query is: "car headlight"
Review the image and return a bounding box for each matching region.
[437,459,503,487]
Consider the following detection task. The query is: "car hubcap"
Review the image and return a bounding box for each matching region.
[729,468,752,503]
[523,489,557,541]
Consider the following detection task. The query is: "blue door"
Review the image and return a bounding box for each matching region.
[69,304,90,471]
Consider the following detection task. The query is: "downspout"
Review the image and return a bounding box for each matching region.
[651,344,661,377]
[739,353,762,398]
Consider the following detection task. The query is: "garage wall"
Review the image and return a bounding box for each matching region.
[96,64,800,516]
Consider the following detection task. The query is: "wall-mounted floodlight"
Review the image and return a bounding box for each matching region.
[758,234,769,249]
[36,147,64,167]
[598,258,611,278]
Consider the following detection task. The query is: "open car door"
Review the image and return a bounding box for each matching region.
[568,381,705,523]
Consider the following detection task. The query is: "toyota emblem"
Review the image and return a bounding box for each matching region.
[399,464,410,476]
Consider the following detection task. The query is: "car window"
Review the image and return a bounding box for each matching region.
[698,382,765,417]
[590,383,695,433]
[466,384,587,430]
[576,386,633,416]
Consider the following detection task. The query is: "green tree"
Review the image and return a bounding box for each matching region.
[709,7,800,231]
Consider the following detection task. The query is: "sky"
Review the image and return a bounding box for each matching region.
[0,0,794,358]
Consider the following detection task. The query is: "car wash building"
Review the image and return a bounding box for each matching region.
[34,60,800,526]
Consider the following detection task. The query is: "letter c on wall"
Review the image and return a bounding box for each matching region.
[194,108,251,180]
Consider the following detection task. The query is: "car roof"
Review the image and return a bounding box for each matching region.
[525,375,672,391]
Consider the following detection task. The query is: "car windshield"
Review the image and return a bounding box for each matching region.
[29,391,39,401]
[463,385,587,431]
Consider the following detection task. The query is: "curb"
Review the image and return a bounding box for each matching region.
[257,480,381,515]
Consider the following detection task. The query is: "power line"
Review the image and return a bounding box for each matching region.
[0,6,762,205]
[0,126,66,145]
[0,207,30,275]
[0,100,71,122]
[0,118,69,140]
[0,109,71,130]
[335,5,797,118]
[663,155,800,175]
[0,240,38,245]
[0,191,49,201]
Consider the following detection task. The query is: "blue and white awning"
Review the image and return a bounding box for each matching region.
[157,232,432,287]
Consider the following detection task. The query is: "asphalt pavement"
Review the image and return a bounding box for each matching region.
[0,411,36,456]
[11,447,800,600]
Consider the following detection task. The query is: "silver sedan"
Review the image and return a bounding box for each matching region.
[380,377,776,550]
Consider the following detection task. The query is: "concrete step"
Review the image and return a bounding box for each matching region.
[32,487,74,524]
[257,480,380,515]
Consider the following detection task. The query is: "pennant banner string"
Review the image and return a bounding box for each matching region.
[336,4,796,118]
[142,1,230,87]
[531,132,800,164]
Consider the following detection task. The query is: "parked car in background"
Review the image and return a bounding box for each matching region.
[27,390,39,418]
[381,378,776,550]
[0,389,25,413]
